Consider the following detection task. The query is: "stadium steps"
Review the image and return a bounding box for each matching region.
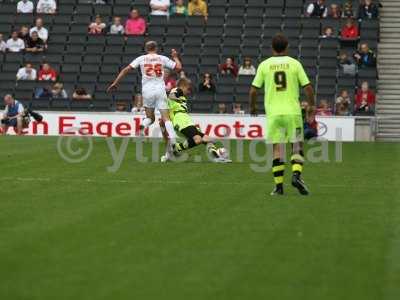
[376,0,400,141]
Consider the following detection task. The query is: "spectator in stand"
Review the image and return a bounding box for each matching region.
[238,57,256,76]
[0,34,7,52]
[51,82,68,99]
[131,94,145,114]
[199,73,216,92]
[38,63,57,81]
[164,70,177,93]
[217,103,227,114]
[316,99,333,116]
[342,1,354,18]
[306,0,328,18]
[125,9,146,36]
[25,31,46,53]
[219,57,238,77]
[301,101,318,140]
[73,87,92,101]
[110,17,125,35]
[36,0,57,14]
[6,31,25,52]
[170,0,188,16]
[328,3,341,18]
[339,52,356,76]
[18,26,30,44]
[179,70,187,79]
[16,63,37,80]
[358,0,379,19]
[150,0,170,16]
[188,0,208,20]
[340,18,359,39]
[233,103,244,115]
[355,81,375,114]
[116,102,128,112]
[30,18,48,42]
[354,42,376,67]
[335,89,352,115]
[17,0,34,14]
[321,26,335,38]
[88,15,106,35]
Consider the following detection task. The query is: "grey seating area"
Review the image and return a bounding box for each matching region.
[0,0,379,113]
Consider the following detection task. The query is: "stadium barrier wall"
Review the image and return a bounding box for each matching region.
[0,111,356,141]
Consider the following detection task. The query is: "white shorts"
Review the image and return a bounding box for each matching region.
[142,88,168,111]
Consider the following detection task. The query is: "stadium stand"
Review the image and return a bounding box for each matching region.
[0,0,379,115]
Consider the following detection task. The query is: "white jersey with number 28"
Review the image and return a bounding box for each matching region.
[129,53,176,91]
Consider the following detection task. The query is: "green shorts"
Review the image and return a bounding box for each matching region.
[172,112,195,132]
[266,114,304,144]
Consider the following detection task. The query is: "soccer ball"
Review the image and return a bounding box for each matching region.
[216,147,229,159]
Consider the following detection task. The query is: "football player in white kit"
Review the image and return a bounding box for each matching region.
[107,41,182,146]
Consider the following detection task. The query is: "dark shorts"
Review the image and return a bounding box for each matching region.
[3,118,18,127]
[180,125,204,140]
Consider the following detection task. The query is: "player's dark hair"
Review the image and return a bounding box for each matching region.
[145,41,158,52]
[272,34,289,53]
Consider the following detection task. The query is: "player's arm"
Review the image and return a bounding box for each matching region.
[107,65,133,92]
[171,49,182,72]
[297,62,315,108]
[249,64,264,116]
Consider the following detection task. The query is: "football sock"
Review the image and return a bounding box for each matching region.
[206,142,219,158]
[291,152,305,178]
[164,120,176,144]
[272,158,285,190]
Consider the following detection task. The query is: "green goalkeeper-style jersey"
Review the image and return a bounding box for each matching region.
[252,56,310,116]
[168,88,194,131]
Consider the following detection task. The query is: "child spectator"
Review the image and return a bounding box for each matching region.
[355,81,375,114]
[51,82,68,99]
[354,43,376,67]
[36,0,57,14]
[30,18,48,42]
[301,101,318,140]
[150,0,170,16]
[340,18,359,39]
[38,63,57,81]
[321,26,335,38]
[0,34,6,52]
[217,103,227,114]
[6,31,25,52]
[335,90,352,115]
[25,31,46,53]
[125,9,146,36]
[358,0,379,19]
[110,17,125,35]
[339,52,356,76]
[188,0,208,20]
[306,0,328,18]
[73,87,92,101]
[116,102,128,112]
[316,99,333,116]
[17,0,34,14]
[233,103,244,115]
[328,3,341,18]
[170,0,188,16]
[238,57,256,76]
[164,70,177,93]
[342,1,354,18]
[219,57,238,77]
[16,63,37,80]
[199,73,216,92]
[88,15,106,35]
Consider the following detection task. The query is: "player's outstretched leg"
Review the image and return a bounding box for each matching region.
[290,149,309,195]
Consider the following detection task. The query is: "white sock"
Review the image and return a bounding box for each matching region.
[164,120,176,144]
[142,117,153,128]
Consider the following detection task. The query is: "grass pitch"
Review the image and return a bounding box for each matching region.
[0,136,399,300]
